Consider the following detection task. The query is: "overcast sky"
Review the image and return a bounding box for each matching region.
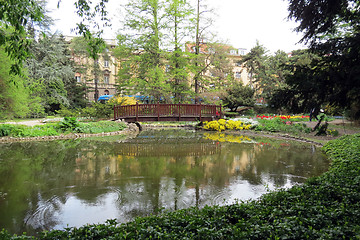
[47,0,307,53]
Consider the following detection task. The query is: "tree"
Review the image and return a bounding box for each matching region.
[267,49,322,113]
[192,0,215,101]
[221,83,255,112]
[206,43,235,91]
[165,0,193,102]
[0,0,109,75]
[0,48,42,119]
[25,34,76,113]
[115,0,171,102]
[240,41,267,90]
[287,0,360,119]
[0,0,44,75]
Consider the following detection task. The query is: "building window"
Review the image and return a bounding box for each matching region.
[104,60,109,67]
[75,76,81,82]
[235,72,241,79]
[104,75,109,84]
[230,49,237,55]
[238,48,246,55]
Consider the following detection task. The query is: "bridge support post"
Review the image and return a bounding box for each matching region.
[113,105,116,120]
[136,102,139,122]
[157,102,160,121]
[199,102,202,122]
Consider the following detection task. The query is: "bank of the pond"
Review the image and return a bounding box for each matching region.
[1,133,359,239]
[0,121,140,143]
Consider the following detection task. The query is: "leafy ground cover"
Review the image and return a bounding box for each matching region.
[0,118,127,137]
[1,134,359,239]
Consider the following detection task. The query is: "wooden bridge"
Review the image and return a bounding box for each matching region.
[114,103,222,122]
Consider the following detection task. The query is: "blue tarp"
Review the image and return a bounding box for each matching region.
[97,95,113,101]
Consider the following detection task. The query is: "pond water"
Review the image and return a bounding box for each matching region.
[0,129,329,235]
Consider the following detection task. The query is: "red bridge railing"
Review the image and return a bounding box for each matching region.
[114,103,222,122]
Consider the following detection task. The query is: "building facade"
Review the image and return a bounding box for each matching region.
[66,36,118,102]
[67,37,250,102]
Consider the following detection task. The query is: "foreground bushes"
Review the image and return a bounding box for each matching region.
[1,134,359,239]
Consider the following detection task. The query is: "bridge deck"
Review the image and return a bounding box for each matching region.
[114,103,222,122]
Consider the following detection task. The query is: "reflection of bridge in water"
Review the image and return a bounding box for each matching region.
[116,143,221,157]
[114,103,222,122]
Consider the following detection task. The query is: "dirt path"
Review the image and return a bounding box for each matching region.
[3,119,46,127]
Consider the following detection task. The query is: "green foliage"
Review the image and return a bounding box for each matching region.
[25,34,76,113]
[267,49,323,113]
[0,120,127,138]
[255,118,311,134]
[0,124,15,137]
[0,48,41,119]
[57,117,80,132]
[286,0,360,119]
[240,41,267,89]
[57,102,114,119]
[83,102,113,118]
[0,124,59,137]
[221,83,255,111]
[0,0,44,75]
[56,105,81,118]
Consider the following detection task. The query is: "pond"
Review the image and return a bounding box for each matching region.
[0,129,329,235]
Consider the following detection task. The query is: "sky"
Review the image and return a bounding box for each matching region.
[47,0,307,54]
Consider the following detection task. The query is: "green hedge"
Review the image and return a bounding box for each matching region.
[1,134,359,239]
[0,120,127,138]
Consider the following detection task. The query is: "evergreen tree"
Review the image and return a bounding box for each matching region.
[287,0,360,119]
[240,41,267,91]
[221,82,255,112]
[25,34,76,113]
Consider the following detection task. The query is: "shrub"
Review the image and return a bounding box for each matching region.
[108,96,137,106]
[203,119,252,132]
[255,118,312,134]
[0,124,14,137]
[57,117,80,132]
[56,105,81,117]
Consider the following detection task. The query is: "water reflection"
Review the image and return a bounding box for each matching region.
[0,130,329,235]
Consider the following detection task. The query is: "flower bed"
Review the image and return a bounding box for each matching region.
[203,119,253,132]
[256,114,309,121]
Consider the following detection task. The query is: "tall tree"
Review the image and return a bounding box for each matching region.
[192,0,214,101]
[0,0,44,75]
[116,0,171,102]
[0,0,110,75]
[165,0,193,102]
[0,48,39,119]
[25,34,76,113]
[206,43,235,91]
[258,50,289,101]
[287,0,360,119]
[240,41,267,92]
[267,49,322,113]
